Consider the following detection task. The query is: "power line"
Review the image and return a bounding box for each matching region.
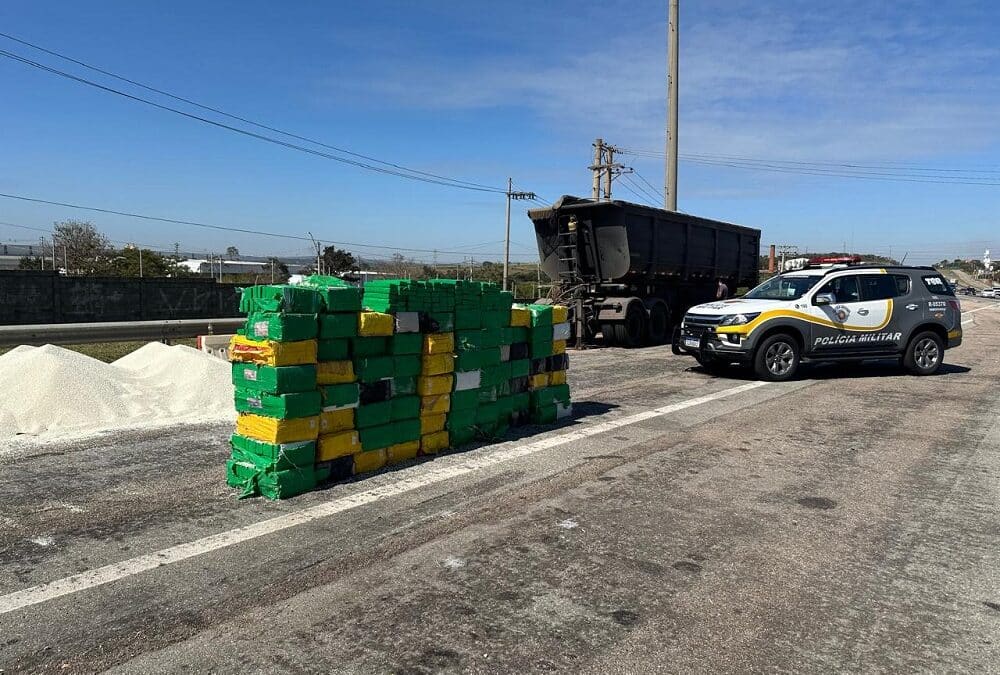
[0,32,510,192]
[632,168,663,198]
[0,47,510,194]
[619,173,661,204]
[620,148,1000,185]
[0,191,537,258]
[623,148,1000,174]
[678,157,1000,186]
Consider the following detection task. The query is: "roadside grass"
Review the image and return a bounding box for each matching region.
[0,339,198,363]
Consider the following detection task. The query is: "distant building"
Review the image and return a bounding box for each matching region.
[0,243,45,271]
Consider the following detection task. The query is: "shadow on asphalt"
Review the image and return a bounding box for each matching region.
[314,401,621,491]
[687,360,972,382]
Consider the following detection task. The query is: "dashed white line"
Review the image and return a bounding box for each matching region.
[0,380,770,616]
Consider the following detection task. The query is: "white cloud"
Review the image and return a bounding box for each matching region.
[324,1,1000,164]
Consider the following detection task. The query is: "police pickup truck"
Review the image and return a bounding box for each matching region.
[675,265,962,381]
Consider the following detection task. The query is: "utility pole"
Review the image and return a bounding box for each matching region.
[50,232,56,270]
[666,0,679,211]
[271,259,275,283]
[308,232,322,276]
[589,140,630,201]
[469,256,474,280]
[139,248,143,278]
[591,138,603,200]
[39,237,45,270]
[776,244,797,273]
[504,177,536,291]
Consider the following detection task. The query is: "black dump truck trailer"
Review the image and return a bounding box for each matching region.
[528,196,761,347]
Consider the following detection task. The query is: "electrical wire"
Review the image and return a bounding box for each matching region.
[0,47,510,194]
[0,33,510,192]
[622,148,1000,175]
[0,191,536,258]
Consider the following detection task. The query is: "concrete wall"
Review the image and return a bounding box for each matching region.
[0,271,241,325]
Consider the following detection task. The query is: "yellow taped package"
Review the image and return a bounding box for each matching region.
[387,440,420,464]
[353,448,387,474]
[420,430,449,455]
[422,353,455,376]
[420,394,451,415]
[358,311,394,337]
[423,332,454,355]
[529,372,550,390]
[552,340,567,355]
[420,413,447,435]
[317,429,361,461]
[549,369,567,386]
[229,335,317,366]
[237,413,320,443]
[320,408,354,434]
[317,360,355,385]
[417,374,453,396]
[552,305,569,323]
[510,306,530,327]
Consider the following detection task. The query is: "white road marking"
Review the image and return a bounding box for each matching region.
[557,519,579,530]
[0,380,769,616]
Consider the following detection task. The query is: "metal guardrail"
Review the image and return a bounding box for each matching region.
[0,318,244,347]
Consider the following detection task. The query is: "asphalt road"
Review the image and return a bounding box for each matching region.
[2,301,999,673]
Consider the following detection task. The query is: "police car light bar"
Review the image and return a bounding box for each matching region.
[808,255,863,266]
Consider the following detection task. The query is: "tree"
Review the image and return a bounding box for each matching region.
[322,246,356,274]
[226,246,240,260]
[51,220,113,275]
[18,256,44,270]
[107,248,176,277]
[265,257,291,283]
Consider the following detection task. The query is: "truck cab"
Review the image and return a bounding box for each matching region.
[676,265,962,380]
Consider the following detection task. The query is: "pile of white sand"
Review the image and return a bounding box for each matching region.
[0,343,234,444]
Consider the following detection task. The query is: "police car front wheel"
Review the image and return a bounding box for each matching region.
[754,334,800,381]
[904,331,944,376]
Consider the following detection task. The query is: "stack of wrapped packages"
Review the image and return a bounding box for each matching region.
[225,277,571,500]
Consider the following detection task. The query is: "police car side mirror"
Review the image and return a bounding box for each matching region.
[814,293,835,306]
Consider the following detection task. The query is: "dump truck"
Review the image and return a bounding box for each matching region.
[527,196,761,347]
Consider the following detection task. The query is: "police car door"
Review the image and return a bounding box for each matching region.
[806,273,890,353]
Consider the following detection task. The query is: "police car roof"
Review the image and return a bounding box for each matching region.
[782,264,935,278]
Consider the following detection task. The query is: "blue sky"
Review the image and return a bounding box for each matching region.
[1,0,999,264]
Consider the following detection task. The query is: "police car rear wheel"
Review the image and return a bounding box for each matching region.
[904,331,943,376]
[754,334,800,381]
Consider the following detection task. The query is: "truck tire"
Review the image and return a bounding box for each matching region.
[903,331,944,376]
[614,303,648,347]
[647,304,669,345]
[753,333,800,381]
[601,324,617,346]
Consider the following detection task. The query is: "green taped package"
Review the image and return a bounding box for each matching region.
[356,400,392,429]
[317,339,350,361]
[447,408,476,429]
[355,355,394,383]
[234,388,322,419]
[393,355,422,377]
[320,382,360,408]
[480,329,501,349]
[239,285,322,315]
[391,376,417,396]
[428,312,455,332]
[481,311,507,330]
[450,388,479,410]
[454,350,481,372]
[390,395,420,421]
[244,313,318,342]
[393,418,422,444]
[449,425,476,446]
[352,336,388,357]
[298,275,362,312]
[455,330,483,351]
[319,313,359,339]
[531,404,558,425]
[231,363,317,394]
[360,423,394,451]
[389,333,422,355]
[454,310,480,331]
[230,434,316,472]
[530,384,571,408]
[509,359,530,379]
[226,459,317,500]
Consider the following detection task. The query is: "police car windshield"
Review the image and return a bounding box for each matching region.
[744,275,824,301]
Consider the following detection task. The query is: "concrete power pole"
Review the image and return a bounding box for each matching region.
[665,0,679,211]
[591,138,604,200]
[503,177,536,291]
